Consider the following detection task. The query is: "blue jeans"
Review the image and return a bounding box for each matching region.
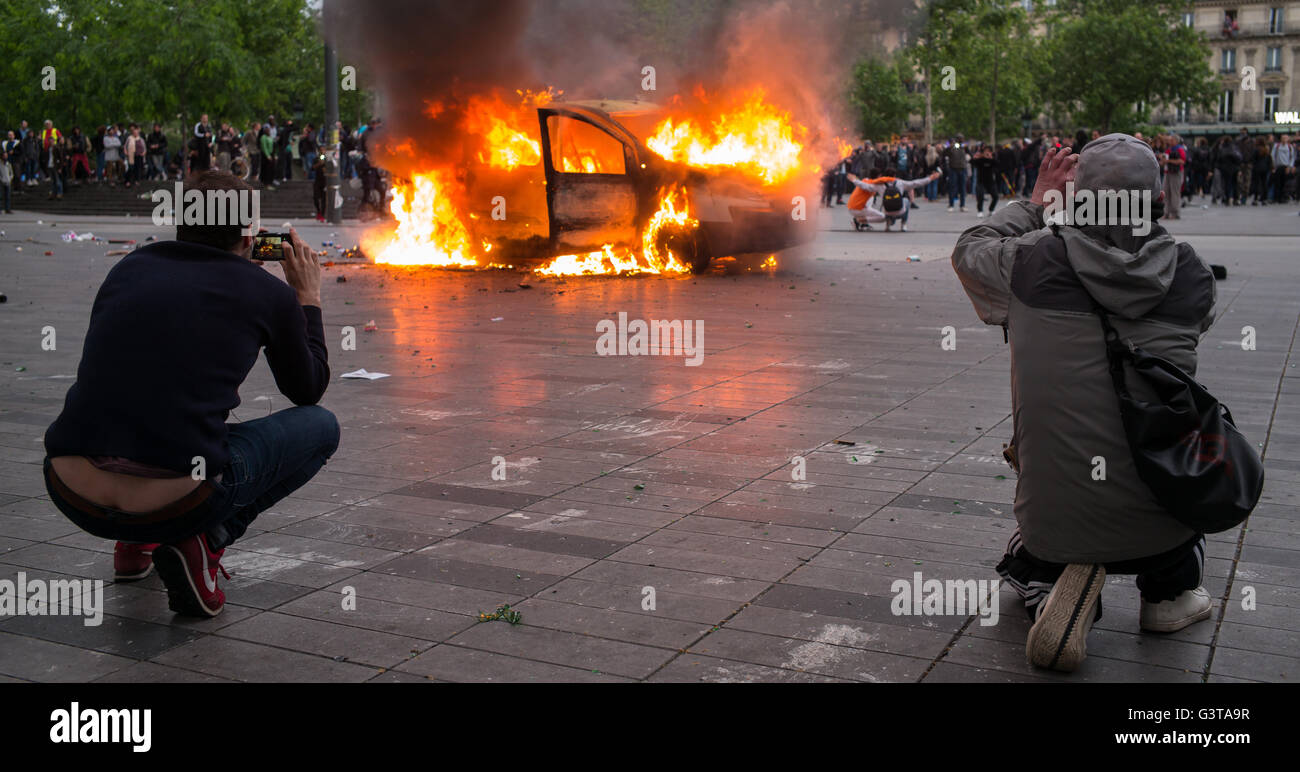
[948,169,967,207]
[205,406,340,549]
[45,406,339,549]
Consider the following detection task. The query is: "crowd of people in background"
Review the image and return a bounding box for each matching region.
[823,129,1299,221]
[0,115,388,220]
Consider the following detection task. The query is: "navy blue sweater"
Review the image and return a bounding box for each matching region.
[45,240,329,473]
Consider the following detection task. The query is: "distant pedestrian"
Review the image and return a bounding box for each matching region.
[102,126,123,183]
[1161,133,1186,219]
[147,124,168,180]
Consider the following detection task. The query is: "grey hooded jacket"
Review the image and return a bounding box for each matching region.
[951,200,1216,563]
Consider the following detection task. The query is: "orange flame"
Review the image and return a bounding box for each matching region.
[366,171,476,267]
[535,187,695,276]
[645,89,810,185]
[464,95,542,171]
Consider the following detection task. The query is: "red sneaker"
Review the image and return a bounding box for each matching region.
[152,534,230,618]
[113,542,160,581]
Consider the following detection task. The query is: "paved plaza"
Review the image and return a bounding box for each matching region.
[0,200,1297,682]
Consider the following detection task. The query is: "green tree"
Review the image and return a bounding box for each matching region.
[1038,0,1217,133]
[848,55,917,139]
[0,0,372,138]
[913,0,1040,144]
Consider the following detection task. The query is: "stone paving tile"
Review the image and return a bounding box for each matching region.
[396,643,632,682]
[152,636,378,682]
[572,561,768,603]
[274,590,476,642]
[92,661,235,683]
[374,553,567,595]
[322,573,524,616]
[0,612,203,660]
[663,514,841,548]
[539,576,740,624]
[511,597,710,648]
[215,611,432,668]
[648,652,847,682]
[446,621,674,679]
[0,630,137,682]
[450,522,627,559]
[725,604,953,660]
[686,628,930,682]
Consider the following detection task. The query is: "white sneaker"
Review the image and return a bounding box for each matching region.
[1140,587,1212,633]
[900,224,908,232]
[960,206,967,213]
[947,206,954,212]
[1027,564,1105,673]
[976,211,986,219]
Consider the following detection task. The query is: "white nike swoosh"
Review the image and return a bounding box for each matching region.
[199,544,217,593]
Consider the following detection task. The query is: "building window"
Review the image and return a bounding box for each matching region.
[1264,88,1280,117]
[1266,47,1282,71]
[1175,101,1190,123]
[1269,7,1284,34]
[1182,11,1194,27]
[1022,0,1032,11]
[1223,9,1239,38]
[1221,48,1236,73]
[1219,89,1235,122]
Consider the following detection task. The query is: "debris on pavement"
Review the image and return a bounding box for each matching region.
[340,368,389,380]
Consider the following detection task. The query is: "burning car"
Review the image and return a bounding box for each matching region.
[367,91,820,275]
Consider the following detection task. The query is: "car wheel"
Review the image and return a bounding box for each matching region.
[684,229,713,274]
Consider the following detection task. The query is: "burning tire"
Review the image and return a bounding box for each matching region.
[652,222,711,274]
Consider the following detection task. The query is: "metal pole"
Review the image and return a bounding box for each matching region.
[324,7,342,225]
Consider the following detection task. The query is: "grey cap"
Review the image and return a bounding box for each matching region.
[1075,133,1160,193]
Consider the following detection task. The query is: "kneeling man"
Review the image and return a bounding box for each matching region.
[44,171,339,617]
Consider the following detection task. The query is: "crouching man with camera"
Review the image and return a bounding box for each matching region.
[44,170,339,618]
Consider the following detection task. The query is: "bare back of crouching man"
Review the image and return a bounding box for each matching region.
[44,171,339,618]
[950,136,1217,672]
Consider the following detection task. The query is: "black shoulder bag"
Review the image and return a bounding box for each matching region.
[1056,226,1264,533]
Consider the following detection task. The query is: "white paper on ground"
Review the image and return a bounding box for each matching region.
[341,368,390,380]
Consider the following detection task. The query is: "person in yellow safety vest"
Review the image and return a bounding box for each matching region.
[40,120,65,199]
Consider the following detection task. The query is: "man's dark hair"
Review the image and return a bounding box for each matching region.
[175,171,254,252]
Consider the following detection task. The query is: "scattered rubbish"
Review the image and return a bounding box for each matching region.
[340,368,389,380]
[517,283,532,290]
[490,317,504,322]
[105,250,130,256]
[336,275,347,283]
[15,366,26,372]
[14,247,20,252]
[106,239,136,244]
[145,235,156,242]
[43,251,53,256]
[477,604,522,625]
[906,255,921,262]
[281,221,292,228]
[363,320,378,331]
[834,440,856,446]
